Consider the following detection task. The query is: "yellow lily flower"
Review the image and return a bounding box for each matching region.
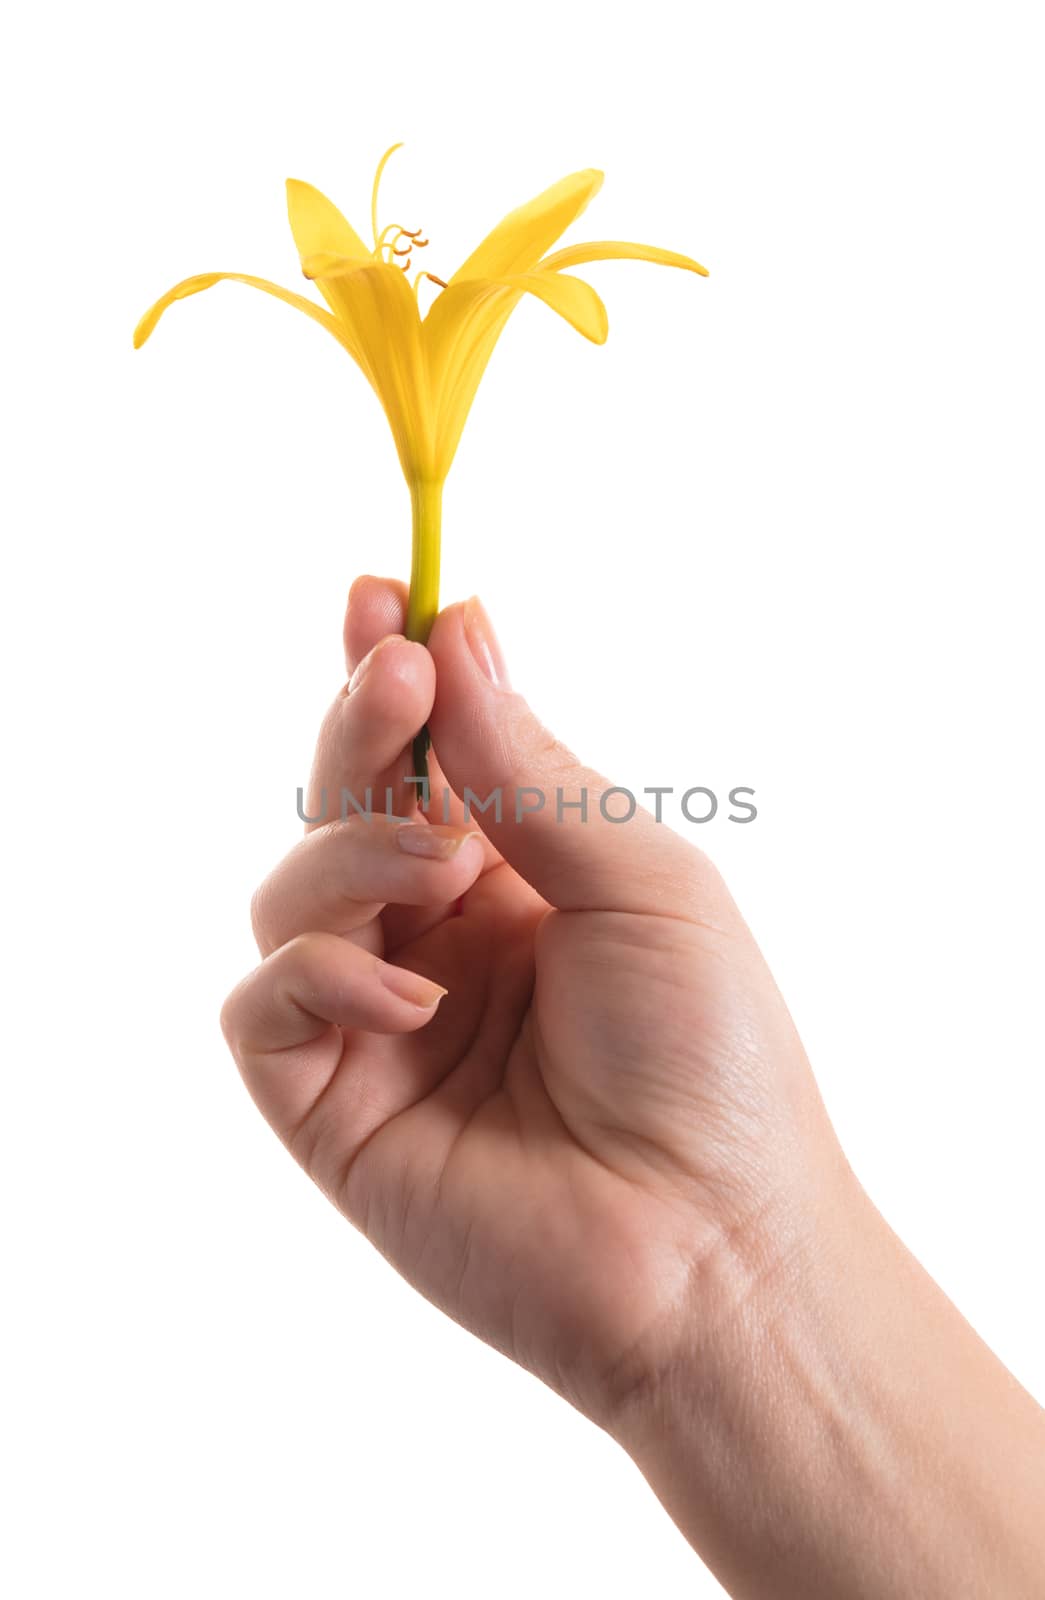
[134,146,707,771]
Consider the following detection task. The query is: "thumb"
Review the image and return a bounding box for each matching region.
[427,596,731,922]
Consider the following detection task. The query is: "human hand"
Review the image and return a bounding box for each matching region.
[220,576,845,1432]
[221,578,1045,1597]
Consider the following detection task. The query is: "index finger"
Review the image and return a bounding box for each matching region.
[328,576,504,854]
[303,631,434,832]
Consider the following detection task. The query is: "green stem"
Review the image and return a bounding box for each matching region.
[405,478,443,794]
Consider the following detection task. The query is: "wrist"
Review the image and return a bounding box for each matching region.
[606,1162,1045,1599]
[604,1147,864,1453]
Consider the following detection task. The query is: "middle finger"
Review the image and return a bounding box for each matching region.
[251,814,485,957]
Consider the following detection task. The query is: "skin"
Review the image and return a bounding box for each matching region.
[222,577,1045,1598]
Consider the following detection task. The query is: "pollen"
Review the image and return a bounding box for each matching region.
[413,269,449,306]
[381,227,429,271]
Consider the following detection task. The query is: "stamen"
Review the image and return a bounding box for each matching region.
[369,146,436,283]
[413,270,449,306]
[382,223,429,271]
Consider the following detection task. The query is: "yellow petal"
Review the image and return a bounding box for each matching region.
[539,239,710,277]
[505,271,608,343]
[449,169,604,286]
[307,257,432,480]
[429,305,512,477]
[132,270,356,353]
[424,271,606,386]
[285,179,372,270]
[300,250,363,280]
[423,270,607,477]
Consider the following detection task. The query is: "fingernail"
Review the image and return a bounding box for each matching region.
[463,596,510,688]
[396,824,477,861]
[378,962,448,1009]
[348,634,402,695]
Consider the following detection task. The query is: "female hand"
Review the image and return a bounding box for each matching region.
[221,576,1045,1598]
[221,574,836,1427]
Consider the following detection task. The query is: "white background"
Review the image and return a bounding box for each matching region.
[3,2,1043,1595]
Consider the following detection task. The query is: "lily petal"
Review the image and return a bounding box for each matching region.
[306,257,432,480]
[504,271,609,343]
[132,270,357,354]
[539,240,709,277]
[423,269,607,477]
[449,169,604,286]
[286,179,372,272]
[420,269,610,355]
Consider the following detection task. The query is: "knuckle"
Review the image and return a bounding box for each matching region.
[275,929,317,969]
[522,721,581,783]
[218,983,245,1052]
[278,929,342,982]
[674,848,739,933]
[314,816,352,847]
[249,877,274,950]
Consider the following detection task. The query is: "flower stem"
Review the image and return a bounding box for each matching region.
[405,478,443,793]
